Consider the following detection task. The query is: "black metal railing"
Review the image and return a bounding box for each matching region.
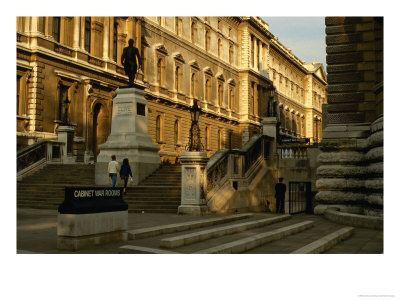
[17,141,47,173]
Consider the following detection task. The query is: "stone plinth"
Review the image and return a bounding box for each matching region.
[178,152,209,215]
[262,117,278,155]
[95,87,161,186]
[57,211,128,251]
[57,124,76,164]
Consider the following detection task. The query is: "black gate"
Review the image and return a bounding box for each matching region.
[289,182,312,214]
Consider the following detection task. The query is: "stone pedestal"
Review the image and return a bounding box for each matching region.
[57,211,128,251]
[57,124,76,164]
[95,87,161,186]
[262,117,278,154]
[178,152,209,215]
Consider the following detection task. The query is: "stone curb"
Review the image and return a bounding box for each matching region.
[290,227,354,254]
[194,221,314,254]
[119,245,178,254]
[324,208,383,230]
[127,213,253,240]
[160,215,292,249]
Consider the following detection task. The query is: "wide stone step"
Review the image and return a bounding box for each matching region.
[127,214,253,240]
[160,215,292,249]
[194,221,314,254]
[291,227,354,254]
[128,208,178,214]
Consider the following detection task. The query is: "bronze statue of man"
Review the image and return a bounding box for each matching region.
[121,38,142,87]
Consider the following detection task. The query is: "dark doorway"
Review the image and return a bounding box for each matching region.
[289,182,312,214]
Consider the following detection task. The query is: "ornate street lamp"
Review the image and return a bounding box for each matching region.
[186,100,204,152]
[62,96,71,124]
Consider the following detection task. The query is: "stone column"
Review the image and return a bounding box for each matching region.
[103,17,110,61]
[72,17,80,50]
[178,152,209,215]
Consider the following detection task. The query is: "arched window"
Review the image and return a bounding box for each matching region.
[205,30,210,52]
[156,115,161,142]
[205,78,211,102]
[157,58,164,86]
[229,88,234,110]
[218,83,223,107]
[175,66,181,91]
[292,118,297,135]
[191,21,197,43]
[191,73,197,98]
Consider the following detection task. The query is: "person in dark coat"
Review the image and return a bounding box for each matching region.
[121,38,142,87]
[120,158,133,193]
[275,177,286,213]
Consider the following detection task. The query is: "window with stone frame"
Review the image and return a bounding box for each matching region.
[218,38,222,59]
[191,21,197,44]
[250,36,254,68]
[175,66,182,92]
[205,77,211,102]
[205,30,211,52]
[175,17,180,35]
[218,19,222,31]
[174,119,181,145]
[113,21,118,62]
[251,82,256,115]
[84,17,91,53]
[53,17,61,43]
[157,57,165,86]
[218,82,223,107]
[58,83,70,121]
[228,86,234,110]
[191,72,198,98]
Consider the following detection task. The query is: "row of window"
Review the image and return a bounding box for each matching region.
[155,56,236,110]
[155,115,229,150]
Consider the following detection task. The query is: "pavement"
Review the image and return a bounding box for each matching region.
[16,208,383,254]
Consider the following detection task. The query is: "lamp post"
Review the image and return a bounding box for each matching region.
[186,100,204,152]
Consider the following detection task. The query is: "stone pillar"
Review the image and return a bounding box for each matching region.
[72,17,80,50]
[178,152,209,215]
[95,86,161,186]
[315,17,383,216]
[262,117,278,154]
[57,124,77,164]
[102,17,110,61]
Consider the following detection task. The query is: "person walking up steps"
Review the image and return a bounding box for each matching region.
[120,158,133,194]
[108,155,120,188]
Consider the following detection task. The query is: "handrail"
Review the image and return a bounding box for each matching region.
[17,140,64,180]
[206,134,270,199]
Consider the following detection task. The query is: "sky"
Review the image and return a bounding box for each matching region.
[262,17,326,69]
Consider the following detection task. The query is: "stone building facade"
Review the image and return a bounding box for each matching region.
[315,17,383,216]
[17,16,326,163]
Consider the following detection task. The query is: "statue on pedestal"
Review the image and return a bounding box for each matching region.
[121,39,142,87]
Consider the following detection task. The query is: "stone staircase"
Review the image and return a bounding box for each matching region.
[124,164,181,213]
[17,163,182,213]
[17,164,96,210]
[119,213,365,254]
